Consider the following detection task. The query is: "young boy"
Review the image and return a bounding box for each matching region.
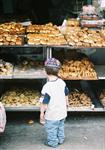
[40,58,69,148]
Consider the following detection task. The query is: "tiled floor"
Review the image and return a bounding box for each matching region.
[0,112,105,150]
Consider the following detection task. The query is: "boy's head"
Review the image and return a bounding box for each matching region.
[44,58,61,76]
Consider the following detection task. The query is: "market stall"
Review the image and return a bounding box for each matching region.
[0,0,105,112]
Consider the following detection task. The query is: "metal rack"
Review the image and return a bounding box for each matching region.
[0,45,105,112]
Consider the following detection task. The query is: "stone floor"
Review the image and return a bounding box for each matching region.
[0,112,105,150]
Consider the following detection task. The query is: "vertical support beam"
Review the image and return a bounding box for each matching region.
[46,47,52,59]
[43,47,47,60]
[49,48,52,59]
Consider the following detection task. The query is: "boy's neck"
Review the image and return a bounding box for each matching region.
[47,75,58,81]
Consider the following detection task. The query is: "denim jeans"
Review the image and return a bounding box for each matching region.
[44,118,65,147]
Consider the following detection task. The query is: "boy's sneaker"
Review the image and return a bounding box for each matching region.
[58,139,65,145]
[44,141,58,148]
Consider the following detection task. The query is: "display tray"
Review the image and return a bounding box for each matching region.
[0,75,13,79]
[13,67,46,79]
[95,65,105,79]
[24,41,69,47]
[1,44,105,49]
[5,106,40,112]
[24,44,47,47]
[0,35,25,46]
[5,106,104,112]
[46,45,70,48]
[0,44,47,48]
[41,45,105,49]
[61,77,98,80]
[68,105,94,111]
[67,107,104,112]
[66,46,105,49]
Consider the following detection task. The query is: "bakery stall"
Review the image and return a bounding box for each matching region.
[0,0,105,112]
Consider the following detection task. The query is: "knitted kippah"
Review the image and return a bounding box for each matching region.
[45,58,61,69]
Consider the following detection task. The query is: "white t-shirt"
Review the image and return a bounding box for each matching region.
[41,78,67,120]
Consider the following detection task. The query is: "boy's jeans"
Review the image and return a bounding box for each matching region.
[44,118,65,147]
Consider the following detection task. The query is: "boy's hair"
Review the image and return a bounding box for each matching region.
[45,66,59,76]
[44,58,61,76]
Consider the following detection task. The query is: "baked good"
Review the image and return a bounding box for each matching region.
[0,33,23,45]
[66,19,80,27]
[0,59,13,76]
[64,28,105,47]
[99,89,105,106]
[26,23,60,35]
[0,22,25,34]
[68,90,93,107]
[1,89,40,107]
[27,33,67,45]
[59,58,97,80]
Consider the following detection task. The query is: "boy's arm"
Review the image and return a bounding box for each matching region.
[39,95,48,116]
[65,95,69,107]
[40,103,47,124]
[65,86,69,108]
[40,102,47,115]
[39,93,50,124]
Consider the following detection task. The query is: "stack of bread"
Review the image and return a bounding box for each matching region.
[27,23,60,34]
[68,90,93,107]
[59,58,97,80]
[15,59,43,71]
[99,89,105,106]
[64,28,105,47]
[0,59,13,76]
[27,23,67,45]
[0,34,23,45]
[0,22,25,35]
[1,89,40,107]
[27,33,67,45]
[0,22,25,45]
[66,19,80,27]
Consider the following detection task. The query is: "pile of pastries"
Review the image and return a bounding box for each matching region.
[27,33,67,45]
[68,90,93,107]
[14,59,44,76]
[99,89,105,106]
[0,22,25,35]
[64,28,105,47]
[60,26,81,35]
[0,59,13,76]
[26,23,60,34]
[0,21,104,47]
[1,89,40,107]
[16,59,43,71]
[27,23,67,45]
[66,19,80,27]
[59,58,97,80]
[100,29,105,37]
[0,33,23,45]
